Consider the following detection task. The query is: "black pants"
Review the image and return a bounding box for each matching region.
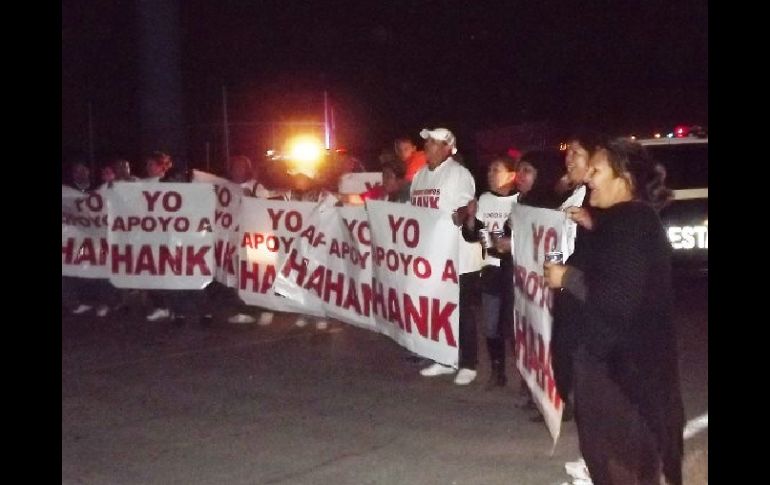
[573,348,676,485]
[458,271,480,370]
[63,277,118,308]
[148,288,210,317]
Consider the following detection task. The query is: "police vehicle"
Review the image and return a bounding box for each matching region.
[637,126,708,275]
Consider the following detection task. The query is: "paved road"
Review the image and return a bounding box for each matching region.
[62,276,707,484]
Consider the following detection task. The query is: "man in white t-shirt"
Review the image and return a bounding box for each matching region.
[410,127,483,386]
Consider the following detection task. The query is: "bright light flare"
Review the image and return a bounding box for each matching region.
[289,136,323,164]
[285,135,325,178]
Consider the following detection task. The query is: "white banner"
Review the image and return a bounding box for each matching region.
[274,204,377,331]
[510,204,571,443]
[337,172,382,194]
[106,183,216,289]
[192,170,243,288]
[62,187,110,279]
[237,199,325,315]
[366,201,460,366]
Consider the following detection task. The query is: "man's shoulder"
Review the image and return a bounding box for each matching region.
[445,157,470,171]
[412,158,472,181]
[411,165,430,184]
[445,159,474,183]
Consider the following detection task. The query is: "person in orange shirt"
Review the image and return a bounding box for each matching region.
[394,136,427,182]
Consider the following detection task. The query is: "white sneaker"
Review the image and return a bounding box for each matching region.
[257,312,274,326]
[454,368,478,385]
[295,316,308,328]
[420,362,456,377]
[228,313,256,324]
[72,304,92,315]
[315,319,328,330]
[146,308,171,322]
[95,305,110,317]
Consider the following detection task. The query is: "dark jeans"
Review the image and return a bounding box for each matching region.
[458,271,480,370]
[148,288,211,318]
[63,277,118,308]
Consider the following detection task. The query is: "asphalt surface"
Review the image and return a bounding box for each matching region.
[62,276,707,485]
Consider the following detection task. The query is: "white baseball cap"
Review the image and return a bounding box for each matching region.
[419,128,458,155]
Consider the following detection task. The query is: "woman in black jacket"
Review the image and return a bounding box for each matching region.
[544,138,683,485]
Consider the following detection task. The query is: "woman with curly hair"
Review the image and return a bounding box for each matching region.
[544,138,684,485]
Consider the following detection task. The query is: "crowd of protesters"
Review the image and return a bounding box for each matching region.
[63,126,684,485]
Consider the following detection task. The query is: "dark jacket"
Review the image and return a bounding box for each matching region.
[561,201,684,485]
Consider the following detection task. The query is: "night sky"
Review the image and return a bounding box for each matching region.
[62,0,708,169]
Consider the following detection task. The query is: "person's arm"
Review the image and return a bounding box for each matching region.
[562,267,587,301]
[455,169,476,208]
[565,206,594,230]
[451,168,477,224]
[461,217,484,242]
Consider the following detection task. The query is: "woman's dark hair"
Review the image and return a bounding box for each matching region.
[147,151,171,166]
[381,159,406,179]
[393,136,415,149]
[229,155,252,170]
[68,160,89,173]
[599,138,672,211]
[518,149,565,209]
[566,129,608,155]
[489,155,518,172]
[160,165,190,183]
[66,161,91,187]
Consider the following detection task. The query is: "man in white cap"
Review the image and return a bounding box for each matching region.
[410,127,483,385]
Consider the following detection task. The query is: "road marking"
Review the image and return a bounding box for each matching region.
[683,412,708,439]
[673,188,708,200]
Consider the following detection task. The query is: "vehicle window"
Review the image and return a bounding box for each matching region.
[646,144,708,190]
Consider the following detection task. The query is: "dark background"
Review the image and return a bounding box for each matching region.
[62,0,708,175]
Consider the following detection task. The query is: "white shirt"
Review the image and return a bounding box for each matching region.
[241,179,271,198]
[559,184,586,210]
[410,157,482,274]
[559,185,587,259]
[478,191,519,267]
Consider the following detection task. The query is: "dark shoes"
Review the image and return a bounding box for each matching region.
[484,368,507,390]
